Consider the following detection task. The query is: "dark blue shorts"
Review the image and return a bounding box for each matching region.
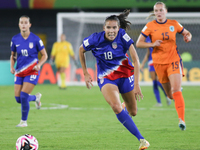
[14,73,40,85]
[97,75,134,94]
[148,65,155,72]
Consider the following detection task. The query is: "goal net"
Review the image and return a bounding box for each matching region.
[57,12,200,86]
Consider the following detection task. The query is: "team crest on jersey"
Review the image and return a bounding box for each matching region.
[112,42,117,49]
[29,42,33,49]
[169,26,174,32]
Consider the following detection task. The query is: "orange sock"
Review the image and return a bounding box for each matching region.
[173,91,185,122]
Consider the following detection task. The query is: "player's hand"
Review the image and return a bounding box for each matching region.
[33,64,41,71]
[49,59,54,65]
[153,40,162,47]
[140,66,144,72]
[84,73,93,89]
[74,60,78,68]
[183,35,191,43]
[10,67,15,74]
[134,84,144,101]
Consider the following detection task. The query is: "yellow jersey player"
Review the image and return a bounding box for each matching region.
[50,34,77,89]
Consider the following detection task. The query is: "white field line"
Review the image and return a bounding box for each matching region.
[26,103,200,111]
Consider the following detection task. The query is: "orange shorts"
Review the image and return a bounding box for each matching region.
[154,60,184,84]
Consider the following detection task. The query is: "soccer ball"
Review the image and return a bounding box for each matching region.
[16,134,39,150]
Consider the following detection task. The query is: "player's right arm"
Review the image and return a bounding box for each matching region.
[10,51,16,74]
[136,34,162,48]
[136,23,162,48]
[79,44,93,89]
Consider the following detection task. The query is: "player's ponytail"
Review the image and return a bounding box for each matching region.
[117,9,131,30]
[104,9,131,31]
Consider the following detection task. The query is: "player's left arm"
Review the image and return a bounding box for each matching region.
[181,28,192,43]
[33,48,48,71]
[128,44,144,101]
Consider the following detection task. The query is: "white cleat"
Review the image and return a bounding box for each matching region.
[179,119,186,131]
[154,103,162,107]
[35,93,42,109]
[166,96,172,106]
[16,120,27,127]
[139,139,150,150]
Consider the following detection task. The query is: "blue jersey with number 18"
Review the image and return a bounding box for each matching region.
[10,32,44,77]
[82,28,134,80]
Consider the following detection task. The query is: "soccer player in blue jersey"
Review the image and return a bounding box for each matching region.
[140,36,171,107]
[79,10,150,150]
[10,15,48,127]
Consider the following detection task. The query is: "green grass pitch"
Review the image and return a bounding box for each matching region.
[0,85,200,149]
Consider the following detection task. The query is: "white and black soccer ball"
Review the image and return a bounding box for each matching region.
[16,134,39,150]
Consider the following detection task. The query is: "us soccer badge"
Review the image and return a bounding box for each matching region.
[112,42,117,49]
[29,42,33,49]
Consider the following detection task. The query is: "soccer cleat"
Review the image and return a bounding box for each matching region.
[179,119,186,131]
[35,93,42,109]
[16,120,27,127]
[166,96,171,106]
[139,139,150,150]
[154,103,162,107]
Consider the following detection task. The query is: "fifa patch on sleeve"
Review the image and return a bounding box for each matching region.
[39,40,44,46]
[123,33,131,42]
[142,26,147,32]
[83,39,89,47]
[178,22,183,27]
[10,41,13,47]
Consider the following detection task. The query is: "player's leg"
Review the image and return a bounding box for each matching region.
[16,74,40,127]
[101,84,145,139]
[23,74,41,108]
[19,82,35,124]
[153,64,173,99]
[120,77,150,149]
[150,71,162,106]
[14,76,28,127]
[169,73,185,130]
[14,76,23,103]
[155,75,171,105]
[16,82,35,127]
[59,67,66,89]
[167,61,185,130]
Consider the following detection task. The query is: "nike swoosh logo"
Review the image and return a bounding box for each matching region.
[16,44,20,47]
[96,47,102,50]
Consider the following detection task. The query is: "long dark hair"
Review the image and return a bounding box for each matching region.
[104,9,131,31]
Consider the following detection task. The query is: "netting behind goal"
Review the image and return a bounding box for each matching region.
[57,12,200,85]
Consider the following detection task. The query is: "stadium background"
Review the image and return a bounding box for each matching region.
[0,0,200,85]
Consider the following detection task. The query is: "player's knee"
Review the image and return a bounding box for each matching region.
[20,91,29,102]
[171,87,181,94]
[111,103,122,114]
[15,96,21,103]
[168,95,173,99]
[130,110,137,116]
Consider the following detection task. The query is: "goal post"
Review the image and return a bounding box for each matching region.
[57,12,200,86]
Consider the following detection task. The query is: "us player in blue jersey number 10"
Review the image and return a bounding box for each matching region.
[10,15,48,127]
[79,10,150,150]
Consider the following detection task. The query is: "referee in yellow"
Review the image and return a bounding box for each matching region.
[50,34,77,89]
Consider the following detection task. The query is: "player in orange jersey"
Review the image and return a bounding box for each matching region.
[136,1,192,131]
